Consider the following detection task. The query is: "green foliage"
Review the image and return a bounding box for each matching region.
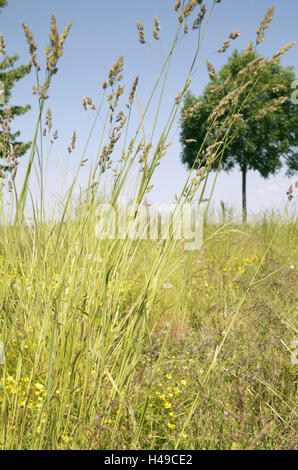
[0,1,7,13]
[180,49,298,178]
[0,1,32,172]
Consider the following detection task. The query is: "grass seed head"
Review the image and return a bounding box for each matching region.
[154,16,160,31]
[218,40,231,53]
[136,21,143,31]
[273,41,296,59]
[22,23,40,70]
[174,0,181,11]
[206,60,216,81]
[129,76,139,105]
[229,30,241,40]
[0,33,6,55]
[153,29,160,40]
[256,6,275,45]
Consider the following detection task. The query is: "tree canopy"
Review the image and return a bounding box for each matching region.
[0,0,32,178]
[180,48,298,221]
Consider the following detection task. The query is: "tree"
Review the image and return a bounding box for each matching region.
[0,0,32,178]
[180,48,298,222]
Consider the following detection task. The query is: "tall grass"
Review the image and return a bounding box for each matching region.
[0,1,297,449]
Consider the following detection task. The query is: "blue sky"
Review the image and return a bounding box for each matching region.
[1,0,298,219]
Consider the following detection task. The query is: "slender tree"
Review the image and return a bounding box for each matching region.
[180,48,298,222]
[0,0,32,178]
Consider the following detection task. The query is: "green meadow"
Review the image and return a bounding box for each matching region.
[0,1,297,450]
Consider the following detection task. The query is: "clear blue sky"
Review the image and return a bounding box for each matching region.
[1,0,298,219]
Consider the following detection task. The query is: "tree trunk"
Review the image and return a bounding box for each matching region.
[242,166,247,224]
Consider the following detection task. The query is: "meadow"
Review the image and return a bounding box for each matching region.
[0,0,297,450]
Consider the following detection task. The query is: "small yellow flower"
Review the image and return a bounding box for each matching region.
[35,383,45,392]
[167,423,175,429]
[165,374,172,380]
[180,379,187,386]
[231,442,239,450]
[103,418,112,424]
[164,401,172,409]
